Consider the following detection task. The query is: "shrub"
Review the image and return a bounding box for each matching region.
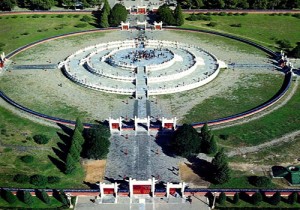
[241,12,248,16]
[20,155,34,163]
[288,192,298,204]
[252,192,263,205]
[230,23,242,27]
[57,14,64,18]
[48,176,61,184]
[74,23,87,28]
[2,190,17,204]
[276,39,292,49]
[249,176,272,187]
[80,15,92,22]
[292,14,300,19]
[73,15,80,18]
[233,193,239,204]
[1,128,7,135]
[41,15,46,18]
[284,13,290,16]
[21,32,29,35]
[26,136,32,141]
[14,174,29,183]
[33,134,50,144]
[32,14,40,18]
[23,191,33,206]
[11,15,18,19]
[218,12,227,16]
[218,192,226,204]
[269,192,281,205]
[207,22,217,27]
[30,174,47,186]
[219,134,229,140]
[233,13,240,16]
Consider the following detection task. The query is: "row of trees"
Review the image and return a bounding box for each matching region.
[1,189,69,207]
[178,0,300,10]
[0,0,103,11]
[98,1,128,28]
[171,123,230,184]
[217,191,299,206]
[171,123,217,157]
[157,4,184,26]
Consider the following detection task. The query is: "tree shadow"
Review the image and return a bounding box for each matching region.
[57,123,74,137]
[185,155,214,183]
[154,132,175,157]
[52,147,67,163]
[56,132,72,148]
[48,155,65,173]
[35,189,43,202]
[83,181,99,189]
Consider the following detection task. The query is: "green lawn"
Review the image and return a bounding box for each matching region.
[0,106,86,188]
[214,80,300,147]
[182,13,300,50]
[0,14,98,53]
[181,73,284,123]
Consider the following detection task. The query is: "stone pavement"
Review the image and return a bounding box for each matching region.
[75,195,210,210]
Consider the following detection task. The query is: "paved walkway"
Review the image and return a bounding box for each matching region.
[75,195,210,210]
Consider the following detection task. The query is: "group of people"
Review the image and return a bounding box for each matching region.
[122,49,168,64]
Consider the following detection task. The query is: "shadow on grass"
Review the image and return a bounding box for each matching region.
[48,155,65,173]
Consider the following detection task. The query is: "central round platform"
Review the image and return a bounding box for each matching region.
[61,39,224,95]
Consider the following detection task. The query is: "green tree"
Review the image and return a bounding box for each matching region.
[224,0,237,8]
[100,11,109,28]
[207,135,218,154]
[250,176,272,188]
[40,190,51,204]
[270,191,281,205]
[14,174,30,183]
[30,174,48,186]
[69,142,80,161]
[109,3,127,27]
[33,134,50,144]
[171,124,201,157]
[102,0,111,15]
[75,117,84,134]
[30,0,54,10]
[252,192,263,205]
[252,0,268,9]
[212,149,231,184]
[157,4,175,25]
[192,0,204,8]
[236,0,249,8]
[59,190,69,206]
[23,191,33,206]
[291,42,300,58]
[233,192,239,204]
[3,190,17,204]
[218,192,226,204]
[288,192,298,204]
[173,4,184,26]
[0,0,16,11]
[64,153,76,174]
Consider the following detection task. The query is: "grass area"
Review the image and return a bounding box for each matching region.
[228,135,300,166]
[0,106,86,188]
[0,14,98,53]
[213,80,300,147]
[0,196,66,208]
[210,174,278,189]
[181,73,284,123]
[182,13,300,50]
[217,197,300,209]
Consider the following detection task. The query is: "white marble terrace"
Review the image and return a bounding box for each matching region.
[60,39,225,96]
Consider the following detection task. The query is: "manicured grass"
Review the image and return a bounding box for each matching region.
[0,106,86,188]
[228,135,300,165]
[217,198,300,209]
[214,81,300,147]
[0,14,97,53]
[181,73,284,123]
[210,175,278,189]
[182,13,300,50]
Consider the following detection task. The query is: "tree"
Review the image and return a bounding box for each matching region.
[291,42,300,58]
[20,155,34,163]
[14,174,30,183]
[39,190,51,204]
[157,4,175,25]
[252,0,268,9]
[207,135,218,154]
[109,4,127,27]
[218,192,226,204]
[23,191,34,206]
[170,124,201,157]
[69,142,80,161]
[224,0,237,8]
[288,192,298,204]
[64,153,76,174]
[252,192,263,205]
[102,0,111,15]
[249,176,272,188]
[212,149,231,184]
[174,4,184,26]
[59,190,69,206]
[236,0,249,8]
[30,0,54,10]
[233,192,239,204]
[269,191,281,205]
[100,11,109,28]
[75,117,84,134]
[0,0,16,11]
[3,190,17,204]
[192,0,204,8]
[30,174,48,186]
[33,134,50,144]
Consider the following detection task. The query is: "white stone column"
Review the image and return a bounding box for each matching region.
[173,117,177,130]
[108,117,112,132]
[99,183,104,198]
[181,182,186,198]
[129,177,133,198]
[114,182,119,201]
[151,177,156,197]
[161,117,165,128]
[166,182,170,198]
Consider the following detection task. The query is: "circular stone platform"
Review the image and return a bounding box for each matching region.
[60,38,226,96]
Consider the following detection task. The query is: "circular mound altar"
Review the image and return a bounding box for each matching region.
[60,38,226,96]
